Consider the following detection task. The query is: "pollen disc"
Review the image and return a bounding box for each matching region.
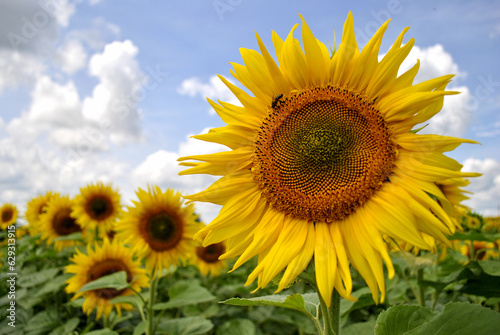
[253,86,397,222]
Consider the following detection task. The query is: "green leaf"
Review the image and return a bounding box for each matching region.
[78,271,129,293]
[406,302,500,335]
[109,294,144,307]
[216,318,256,335]
[340,287,376,318]
[375,305,435,335]
[133,322,147,335]
[84,330,119,335]
[48,318,79,335]
[153,280,215,310]
[24,310,60,332]
[478,260,500,276]
[17,268,60,288]
[53,231,83,241]
[375,302,500,335]
[342,319,376,335]
[222,293,319,318]
[459,272,500,297]
[157,316,214,335]
[448,231,500,242]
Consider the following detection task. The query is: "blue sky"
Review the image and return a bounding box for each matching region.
[1,0,499,222]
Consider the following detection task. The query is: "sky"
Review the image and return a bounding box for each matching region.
[1,0,499,225]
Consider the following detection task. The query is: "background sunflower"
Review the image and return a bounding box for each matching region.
[25,191,55,236]
[72,182,122,234]
[1,203,18,230]
[40,194,84,251]
[65,239,149,320]
[118,186,199,274]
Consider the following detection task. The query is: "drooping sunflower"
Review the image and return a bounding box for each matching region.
[72,182,122,234]
[40,195,84,251]
[25,191,55,235]
[1,203,18,230]
[178,13,480,305]
[117,186,199,273]
[65,239,149,320]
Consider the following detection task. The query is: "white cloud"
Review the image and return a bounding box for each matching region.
[56,39,88,74]
[82,40,145,144]
[462,157,500,217]
[0,50,45,94]
[177,75,240,114]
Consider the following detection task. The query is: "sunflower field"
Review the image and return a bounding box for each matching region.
[2,12,500,335]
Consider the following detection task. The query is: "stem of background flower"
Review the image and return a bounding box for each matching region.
[417,269,425,307]
[147,270,159,335]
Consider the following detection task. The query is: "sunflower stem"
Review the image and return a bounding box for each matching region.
[147,270,159,335]
[329,289,341,335]
[417,268,425,307]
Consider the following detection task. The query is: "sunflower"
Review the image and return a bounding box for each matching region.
[25,191,55,235]
[72,182,122,234]
[1,203,18,230]
[192,240,227,277]
[460,240,498,261]
[178,13,480,305]
[65,239,149,320]
[118,186,199,273]
[40,195,84,251]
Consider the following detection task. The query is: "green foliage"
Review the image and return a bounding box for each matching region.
[375,302,500,335]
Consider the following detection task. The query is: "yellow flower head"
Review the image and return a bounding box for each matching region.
[40,195,84,251]
[117,186,199,274]
[25,191,55,235]
[192,240,227,277]
[178,13,480,305]
[1,203,18,230]
[72,182,122,234]
[65,239,149,320]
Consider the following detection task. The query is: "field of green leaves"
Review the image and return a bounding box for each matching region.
[1,210,500,335]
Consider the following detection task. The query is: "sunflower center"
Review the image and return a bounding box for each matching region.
[143,211,184,252]
[2,209,13,223]
[253,86,397,223]
[196,243,225,263]
[88,259,132,300]
[86,195,114,220]
[53,208,82,235]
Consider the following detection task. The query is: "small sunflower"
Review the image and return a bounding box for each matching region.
[1,203,18,230]
[178,13,480,305]
[118,186,199,273]
[192,240,227,277]
[72,182,122,234]
[40,195,83,251]
[460,241,498,261]
[65,239,149,320]
[25,191,55,235]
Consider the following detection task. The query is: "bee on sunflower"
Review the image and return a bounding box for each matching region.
[178,12,480,306]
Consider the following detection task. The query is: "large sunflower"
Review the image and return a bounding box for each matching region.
[178,13,480,305]
[65,239,149,320]
[1,203,18,230]
[72,182,122,234]
[40,195,84,251]
[118,186,199,273]
[25,191,55,235]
